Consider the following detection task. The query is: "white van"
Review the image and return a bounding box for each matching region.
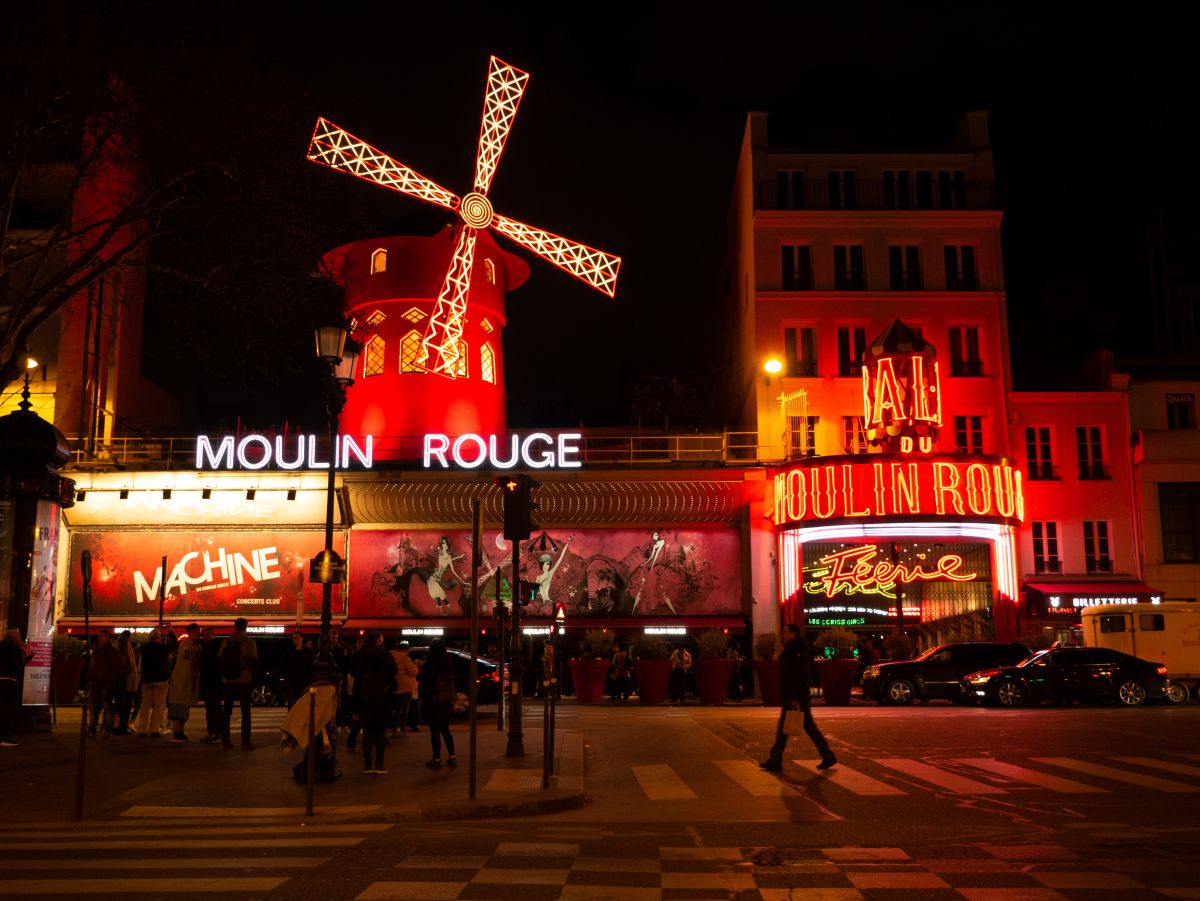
[1080,602,1200,704]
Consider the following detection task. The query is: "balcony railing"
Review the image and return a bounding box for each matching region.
[1086,558,1115,574]
[1034,559,1063,574]
[950,360,984,377]
[757,179,997,212]
[1026,464,1060,481]
[1077,464,1112,481]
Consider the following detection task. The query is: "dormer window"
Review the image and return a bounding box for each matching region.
[370,248,387,274]
[484,259,496,285]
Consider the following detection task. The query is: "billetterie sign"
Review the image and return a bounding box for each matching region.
[422,433,582,469]
[196,434,373,470]
[773,454,1024,526]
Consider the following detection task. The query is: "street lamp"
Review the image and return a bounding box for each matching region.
[735,356,785,423]
[311,323,360,682]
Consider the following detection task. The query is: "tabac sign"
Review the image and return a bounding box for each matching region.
[772,454,1024,527]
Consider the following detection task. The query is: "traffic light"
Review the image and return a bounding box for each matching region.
[495,473,539,540]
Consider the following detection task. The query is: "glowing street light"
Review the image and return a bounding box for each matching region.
[763,358,783,375]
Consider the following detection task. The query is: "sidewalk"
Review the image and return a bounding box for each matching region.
[0,707,584,825]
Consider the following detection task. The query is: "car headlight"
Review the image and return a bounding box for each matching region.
[862,666,880,679]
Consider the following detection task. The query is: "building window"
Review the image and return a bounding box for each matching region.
[1159,482,1200,562]
[836,327,866,377]
[400,330,423,373]
[1032,521,1062,573]
[481,342,496,384]
[1076,426,1108,479]
[783,326,818,377]
[949,326,983,376]
[370,248,387,274]
[480,317,494,334]
[937,170,968,209]
[363,335,385,378]
[364,309,387,327]
[787,415,819,458]
[944,245,978,290]
[842,416,867,454]
[882,170,912,210]
[915,170,934,208]
[1026,426,1055,479]
[1083,520,1113,573]
[833,244,865,291]
[401,307,426,323]
[1167,393,1197,429]
[774,169,805,209]
[954,415,983,453]
[828,170,856,209]
[780,244,813,291]
[888,245,922,291]
[455,340,468,378]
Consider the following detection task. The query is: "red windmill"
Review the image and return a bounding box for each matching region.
[308,56,621,380]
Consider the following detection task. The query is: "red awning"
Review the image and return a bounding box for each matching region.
[1024,581,1162,597]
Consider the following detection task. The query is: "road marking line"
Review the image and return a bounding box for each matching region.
[493,842,580,857]
[0,877,288,894]
[1,858,326,870]
[14,825,390,839]
[953,759,1108,793]
[1110,757,1200,779]
[713,760,798,796]
[631,764,698,800]
[0,838,365,850]
[121,804,382,818]
[871,759,1007,794]
[1032,758,1200,793]
[469,869,571,884]
[357,882,465,900]
[792,760,906,795]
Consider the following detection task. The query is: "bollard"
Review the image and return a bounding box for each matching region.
[305,686,317,816]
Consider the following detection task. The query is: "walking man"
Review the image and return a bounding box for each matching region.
[198,626,223,743]
[761,623,836,772]
[219,618,257,749]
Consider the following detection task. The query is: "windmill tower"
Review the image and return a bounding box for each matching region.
[310,56,620,459]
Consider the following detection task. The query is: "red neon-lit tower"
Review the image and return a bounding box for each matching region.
[309,56,620,455]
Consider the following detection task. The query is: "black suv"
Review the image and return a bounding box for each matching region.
[861,641,1031,704]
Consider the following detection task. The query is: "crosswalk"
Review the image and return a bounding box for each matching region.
[0,819,390,895]
[621,754,1200,802]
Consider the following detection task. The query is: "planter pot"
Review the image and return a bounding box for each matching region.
[51,659,85,705]
[753,659,781,707]
[814,658,859,706]
[633,658,670,704]
[568,658,610,704]
[694,657,735,706]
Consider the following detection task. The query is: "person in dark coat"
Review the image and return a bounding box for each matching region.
[761,623,836,772]
[417,639,457,768]
[197,627,223,743]
[88,630,125,738]
[0,630,31,747]
[283,632,313,708]
[352,632,397,774]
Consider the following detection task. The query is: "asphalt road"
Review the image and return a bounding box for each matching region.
[1,702,1198,899]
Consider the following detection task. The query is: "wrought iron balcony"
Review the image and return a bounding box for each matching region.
[757,179,997,212]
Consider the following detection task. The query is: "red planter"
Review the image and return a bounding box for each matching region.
[753,659,781,707]
[695,658,735,705]
[814,658,859,706]
[633,659,670,704]
[569,658,610,704]
[51,659,85,705]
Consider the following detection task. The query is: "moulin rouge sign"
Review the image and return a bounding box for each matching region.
[772,455,1025,527]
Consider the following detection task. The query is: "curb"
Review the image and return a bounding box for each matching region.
[287,790,587,825]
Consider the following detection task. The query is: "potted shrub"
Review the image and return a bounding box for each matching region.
[885,628,915,661]
[753,631,781,707]
[693,630,735,705]
[51,634,87,705]
[630,634,671,704]
[813,627,859,706]
[568,629,614,703]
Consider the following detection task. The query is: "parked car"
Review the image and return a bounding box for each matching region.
[961,646,1169,707]
[1080,602,1200,704]
[408,646,504,707]
[861,641,1031,704]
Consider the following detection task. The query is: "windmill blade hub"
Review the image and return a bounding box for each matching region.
[459,192,495,229]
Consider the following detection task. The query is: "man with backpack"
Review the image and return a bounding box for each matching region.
[218,618,257,749]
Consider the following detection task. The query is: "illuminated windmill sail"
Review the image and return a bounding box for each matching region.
[308,56,621,378]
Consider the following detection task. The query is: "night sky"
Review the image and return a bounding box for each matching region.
[21,4,1197,430]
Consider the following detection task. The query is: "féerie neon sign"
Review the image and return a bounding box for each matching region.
[803,545,978,599]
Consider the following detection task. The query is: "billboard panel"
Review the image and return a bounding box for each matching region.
[349,527,743,618]
[65,530,342,618]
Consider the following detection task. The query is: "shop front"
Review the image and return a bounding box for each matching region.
[1021,580,1164,645]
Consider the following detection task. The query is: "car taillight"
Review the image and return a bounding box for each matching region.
[1156,665,1168,675]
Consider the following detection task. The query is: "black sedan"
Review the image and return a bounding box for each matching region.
[860,641,1031,704]
[961,647,1169,707]
[408,646,505,708]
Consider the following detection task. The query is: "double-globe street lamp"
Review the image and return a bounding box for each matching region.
[312,324,360,682]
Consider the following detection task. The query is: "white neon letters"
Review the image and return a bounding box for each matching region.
[195,434,374,470]
[422,433,582,469]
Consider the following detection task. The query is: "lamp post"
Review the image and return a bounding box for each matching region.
[735,357,784,426]
[312,324,360,682]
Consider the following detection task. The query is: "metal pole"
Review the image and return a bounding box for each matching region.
[506,539,524,757]
[305,686,316,815]
[315,378,341,685]
[157,555,166,629]
[75,551,92,821]
[495,578,505,731]
[541,638,551,790]
[469,499,481,800]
